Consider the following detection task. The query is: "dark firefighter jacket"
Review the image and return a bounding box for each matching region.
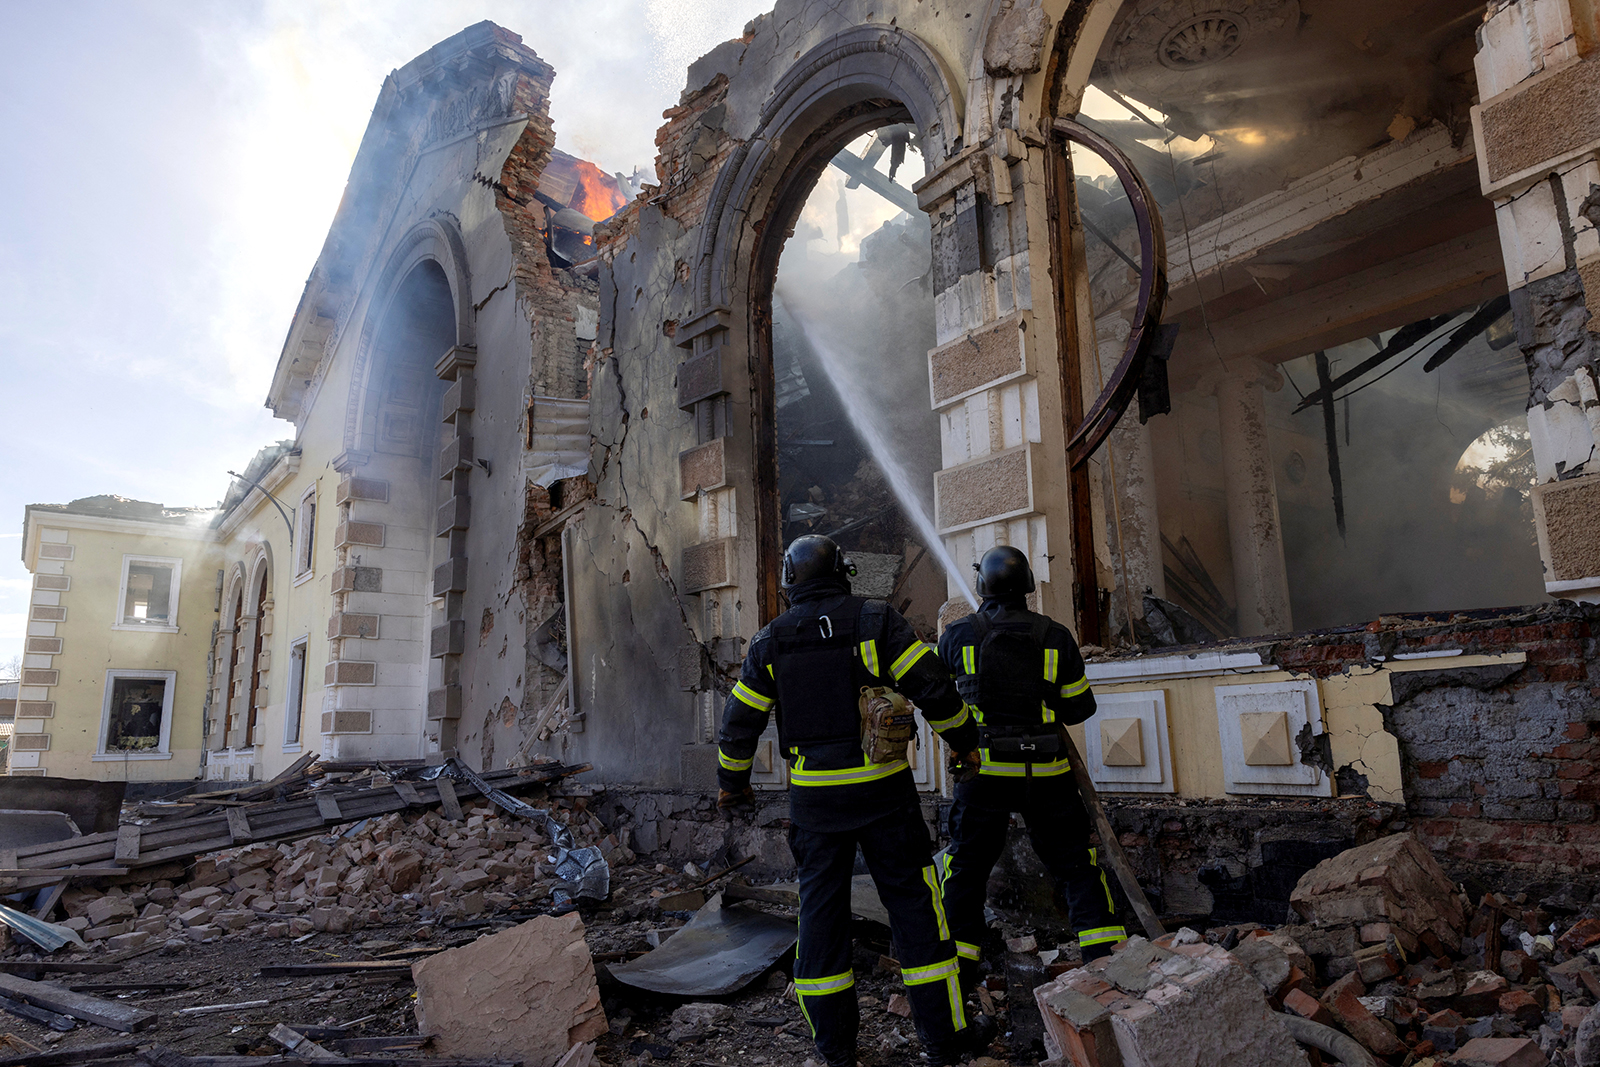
[717,576,978,831]
[936,595,1096,778]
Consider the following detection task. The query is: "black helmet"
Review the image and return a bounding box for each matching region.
[782,535,856,587]
[975,545,1035,598]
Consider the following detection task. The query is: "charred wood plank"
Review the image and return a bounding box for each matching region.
[0,1040,139,1066]
[0,971,157,1032]
[0,993,75,1031]
[1314,351,1347,539]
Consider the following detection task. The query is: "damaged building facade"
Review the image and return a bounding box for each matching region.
[14,0,1600,908]
[571,0,1600,898]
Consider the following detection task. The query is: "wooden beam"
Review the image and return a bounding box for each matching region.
[224,807,253,843]
[392,782,422,807]
[0,972,156,1032]
[259,962,414,978]
[433,778,463,823]
[113,826,141,863]
[0,1040,139,1066]
[314,794,342,822]
[0,868,127,879]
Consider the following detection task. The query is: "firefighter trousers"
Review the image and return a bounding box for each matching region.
[942,772,1125,978]
[788,800,967,1066]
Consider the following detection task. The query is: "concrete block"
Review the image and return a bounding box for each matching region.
[84,896,137,927]
[106,931,151,951]
[1036,939,1309,1067]
[413,913,606,1067]
[84,921,132,942]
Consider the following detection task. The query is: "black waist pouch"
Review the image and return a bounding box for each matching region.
[979,724,1064,762]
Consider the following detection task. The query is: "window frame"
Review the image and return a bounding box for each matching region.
[112,554,183,633]
[94,669,177,760]
[293,485,317,584]
[283,635,309,750]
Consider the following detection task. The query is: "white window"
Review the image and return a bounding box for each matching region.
[284,637,309,748]
[96,669,176,760]
[115,555,182,632]
[295,487,317,579]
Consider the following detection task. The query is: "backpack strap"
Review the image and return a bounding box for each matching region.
[859,599,889,639]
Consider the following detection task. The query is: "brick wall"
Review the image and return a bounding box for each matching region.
[1271,604,1600,881]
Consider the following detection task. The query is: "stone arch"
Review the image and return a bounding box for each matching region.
[343,218,474,454]
[690,25,965,318]
[681,25,968,618]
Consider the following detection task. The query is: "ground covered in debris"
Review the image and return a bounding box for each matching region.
[3,787,1599,1067]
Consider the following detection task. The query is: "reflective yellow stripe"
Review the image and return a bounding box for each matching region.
[926,704,970,732]
[946,971,966,1030]
[860,639,880,677]
[922,865,949,941]
[794,970,855,994]
[1078,925,1127,946]
[718,749,753,771]
[962,645,976,675]
[732,681,774,711]
[1091,847,1115,912]
[889,641,934,680]
[955,939,980,961]
[790,759,909,786]
[977,753,1073,777]
[1060,675,1090,698]
[1043,648,1059,683]
[766,664,774,678]
[902,957,960,985]
[1041,699,1056,725]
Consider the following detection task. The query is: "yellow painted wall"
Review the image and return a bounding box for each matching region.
[22,519,219,782]
[212,463,337,781]
[1067,655,1522,803]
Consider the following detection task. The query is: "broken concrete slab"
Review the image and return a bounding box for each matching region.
[412,912,606,1067]
[1035,937,1310,1067]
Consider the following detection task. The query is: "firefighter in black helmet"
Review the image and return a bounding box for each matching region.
[937,546,1126,991]
[717,535,985,1066]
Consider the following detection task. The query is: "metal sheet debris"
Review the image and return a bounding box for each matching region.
[609,893,797,996]
[0,903,85,953]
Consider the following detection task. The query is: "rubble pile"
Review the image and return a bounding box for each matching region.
[1032,834,1598,1067]
[42,796,633,952]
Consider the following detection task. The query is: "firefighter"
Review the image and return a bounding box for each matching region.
[937,546,1126,990]
[717,534,984,1067]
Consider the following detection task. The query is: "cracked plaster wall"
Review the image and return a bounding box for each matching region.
[562,200,708,786]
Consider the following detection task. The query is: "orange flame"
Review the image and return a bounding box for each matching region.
[568,160,629,223]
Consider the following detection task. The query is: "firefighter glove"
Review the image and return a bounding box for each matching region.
[717,786,756,815]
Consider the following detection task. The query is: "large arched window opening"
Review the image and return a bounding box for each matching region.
[222,582,245,745]
[1052,0,1540,641]
[756,119,949,635]
[745,112,953,639]
[245,562,270,747]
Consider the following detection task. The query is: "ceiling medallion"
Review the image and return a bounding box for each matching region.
[1159,15,1245,69]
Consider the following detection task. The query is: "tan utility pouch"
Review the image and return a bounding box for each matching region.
[860,686,917,763]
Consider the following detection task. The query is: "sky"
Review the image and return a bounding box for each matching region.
[0,0,773,663]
